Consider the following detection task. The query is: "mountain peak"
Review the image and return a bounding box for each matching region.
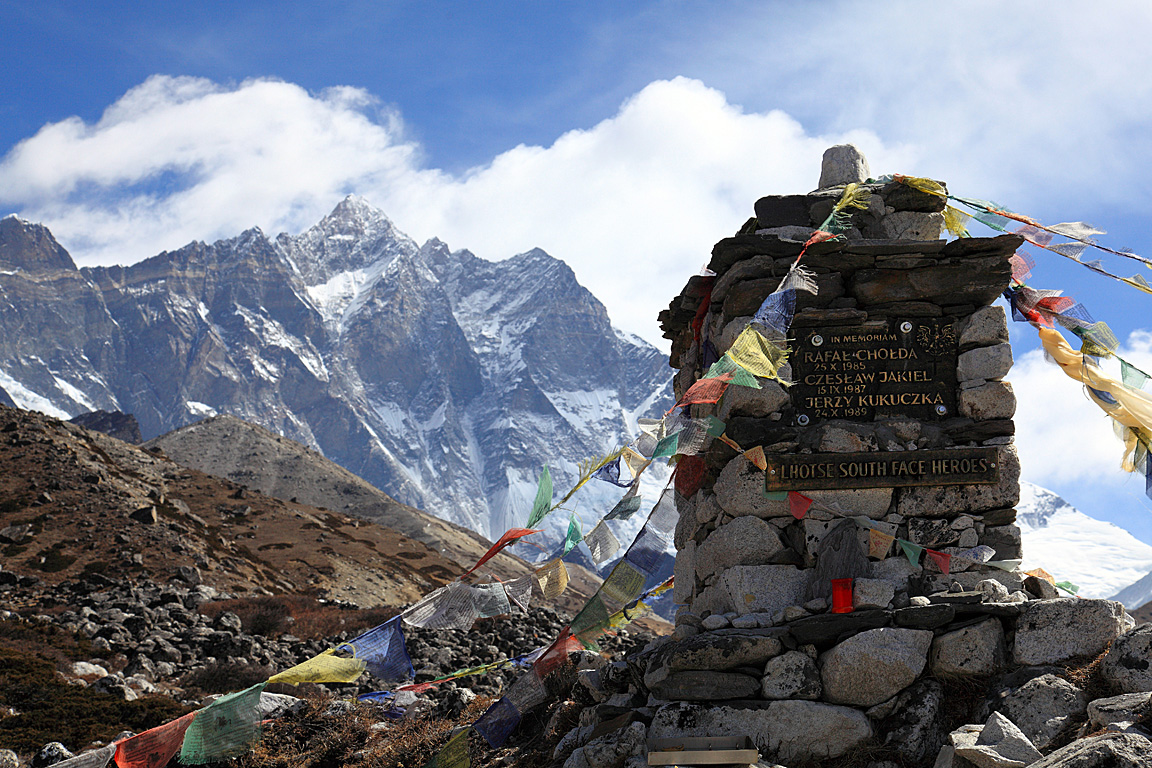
[0,215,78,273]
[276,196,417,285]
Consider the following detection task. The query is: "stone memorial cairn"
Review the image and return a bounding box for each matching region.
[556,148,1151,768]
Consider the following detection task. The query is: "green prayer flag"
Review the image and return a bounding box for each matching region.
[1122,360,1150,390]
[526,466,553,528]
[705,415,726,438]
[726,365,761,389]
[179,683,266,764]
[1055,581,1080,594]
[561,514,582,555]
[899,540,923,567]
[570,593,611,637]
[652,432,679,458]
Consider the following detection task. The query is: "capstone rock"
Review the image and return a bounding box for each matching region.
[1014,598,1126,665]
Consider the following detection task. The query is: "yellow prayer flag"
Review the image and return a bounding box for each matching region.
[868,529,895,560]
[1025,568,1056,585]
[606,600,652,629]
[621,447,651,478]
[744,445,767,471]
[534,559,569,600]
[727,326,788,382]
[267,649,367,685]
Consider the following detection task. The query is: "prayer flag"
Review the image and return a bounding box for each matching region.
[591,457,631,488]
[1025,568,1056,585]
[462,528,540,578]
[472,583,512,618]
[868,529,894,560]
[675,374,731,408]
[604,484,642,521]
[402,583,479,630]
[1056,581,1080,594]
[526,466,553,528]
[570,594,611,638]
[267,649,367,685]
[533,559,568,600]
[624,526,668,576]
[621,447,650,480]
[675,455,708,498]
[652,432,679,458]
[52,745,116,768]
[473,697,520,749]
[505,668,548,712]
[179,683,266,764]
[727,326,789,382]
[705,415,726,437]
[561,515,582,555]
[900,540,924,567]
[744,445,767,471]
[926,549,951,575]
[601,559,648,612]
[423,728,470,768]
[532,628,581,677]
[503,575,533,612]
[114,711,197,768]
[584,521,620,565]
[336,616,413,683]
[788,492,812,520]
[646,489,679,536]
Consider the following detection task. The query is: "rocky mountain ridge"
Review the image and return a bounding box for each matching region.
[0,202,673,549]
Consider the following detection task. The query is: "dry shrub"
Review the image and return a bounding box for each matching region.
[199,596,398,641]
[243,693,492,768]
[181,660,278,695]
[0,647,190,753]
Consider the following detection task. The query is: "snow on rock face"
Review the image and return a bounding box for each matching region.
[0,198,673,550]
[1018,481,1152,600]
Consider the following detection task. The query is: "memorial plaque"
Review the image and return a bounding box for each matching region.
[791,319,957,421]
[764,447,1000,491]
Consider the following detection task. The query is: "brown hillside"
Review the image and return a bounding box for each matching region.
[0,403,460,606]
[143,415,605,612]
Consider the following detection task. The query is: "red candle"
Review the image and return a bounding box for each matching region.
[831,578,854,613]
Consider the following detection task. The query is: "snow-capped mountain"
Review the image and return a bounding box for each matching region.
[0,199,673,547]
[1017,481,1152,600]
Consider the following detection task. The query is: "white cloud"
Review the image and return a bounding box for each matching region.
[1013,327,1152,502]
[0,75,913,346]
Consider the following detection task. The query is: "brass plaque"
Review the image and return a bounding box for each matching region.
[764,448,1000,491]
[791,319,957,421]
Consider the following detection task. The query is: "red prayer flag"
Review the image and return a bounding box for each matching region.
[114,711,197,768]
[532,628,581,677]
[674,456,707,498]
[690,289,712,342]
[926,549,952,575]
[788,492,812,520]
[461,528,541,578]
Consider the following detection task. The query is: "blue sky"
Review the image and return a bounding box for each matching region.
[4,0,1152,548]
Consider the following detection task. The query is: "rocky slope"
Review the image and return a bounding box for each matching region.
[0,203,672,551]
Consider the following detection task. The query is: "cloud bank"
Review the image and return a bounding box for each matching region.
[0,75,911,346]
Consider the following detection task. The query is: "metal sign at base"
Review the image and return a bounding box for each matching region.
[647,735,759,766]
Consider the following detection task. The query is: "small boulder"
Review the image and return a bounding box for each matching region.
[1014,598,1126,665]
[1101,624,1152,694]
[954,711,1042,768]
[820,627,933,707]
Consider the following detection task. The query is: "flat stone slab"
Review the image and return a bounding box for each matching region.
[787,609,891,646]
[647,669,761,701]
[894,603,956,629]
